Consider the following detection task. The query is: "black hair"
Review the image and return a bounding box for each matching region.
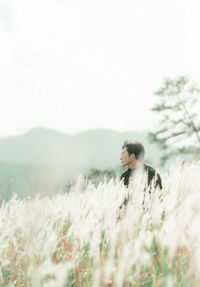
[122,141,145,161]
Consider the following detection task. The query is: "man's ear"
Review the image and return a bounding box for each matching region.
[130,154,135,160]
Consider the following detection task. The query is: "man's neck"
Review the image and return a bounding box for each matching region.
[128,160,142,169]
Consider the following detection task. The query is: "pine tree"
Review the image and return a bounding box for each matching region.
[149,76,200,164]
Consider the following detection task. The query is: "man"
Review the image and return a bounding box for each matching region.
[120,141,162,189]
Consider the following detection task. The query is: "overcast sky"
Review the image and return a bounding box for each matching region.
[0,0,200,137]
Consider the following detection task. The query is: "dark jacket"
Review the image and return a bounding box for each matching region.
[120,164,162,189]
[120,164,163,211]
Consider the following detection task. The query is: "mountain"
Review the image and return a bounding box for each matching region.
[0,127,162,167]
[0,128,163,199]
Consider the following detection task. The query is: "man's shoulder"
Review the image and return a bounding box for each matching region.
[144,164,162,189]
[144,164,158,180]
[144,164,156,174]
[144,164,161,177]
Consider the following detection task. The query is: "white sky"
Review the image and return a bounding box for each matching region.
[0,0,200,137]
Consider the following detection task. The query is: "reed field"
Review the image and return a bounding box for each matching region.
[0,161,200,286]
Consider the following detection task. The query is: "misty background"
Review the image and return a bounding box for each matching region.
[0,0,200,200]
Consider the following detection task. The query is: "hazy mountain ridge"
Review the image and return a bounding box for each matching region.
[0,127,161,167]
[0,128,163,198]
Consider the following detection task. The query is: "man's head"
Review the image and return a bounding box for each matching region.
[120,141,145,168]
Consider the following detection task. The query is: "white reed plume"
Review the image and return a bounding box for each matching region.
[1,161,200,286]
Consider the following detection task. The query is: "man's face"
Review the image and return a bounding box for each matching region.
[120,147,135,167]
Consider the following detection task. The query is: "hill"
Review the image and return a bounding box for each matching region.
[0,128,163,198]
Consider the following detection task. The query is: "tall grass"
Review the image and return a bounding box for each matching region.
[0,161,200,286]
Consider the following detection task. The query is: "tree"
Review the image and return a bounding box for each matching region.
[86,167,120,186]
[149,76,200,164]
